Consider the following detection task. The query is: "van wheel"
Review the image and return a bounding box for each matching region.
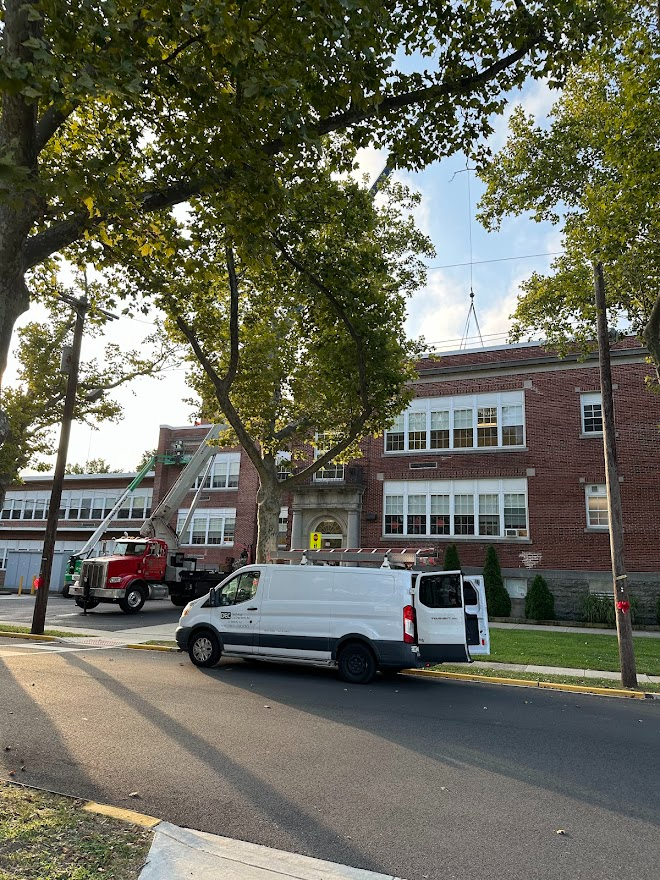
[189,630,221,668]
[119,585,146,614]
[75,598,99,610]
[338,642,377,684]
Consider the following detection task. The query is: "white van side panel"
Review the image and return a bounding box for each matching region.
[257,567,333,659]
[464,575,490,655]
[330,569,408,645]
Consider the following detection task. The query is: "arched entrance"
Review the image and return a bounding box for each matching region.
[312,519,344,549]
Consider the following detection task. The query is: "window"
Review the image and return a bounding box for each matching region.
[477,407,498,447]
[408,412,427,450]
[419,573,463,609]
[384,392,525,453]
[218,571,260,605]
[385,414,405,451]
[313,432,345,481]
[194,454,240,490]
[383,479,528,539]
[453,409,474,448]
[278,507,289,548]
[478,493,500,535]
[454,494,474,534]
[581,393,603,434]
[177,508,236,546]
[586,484,609,528]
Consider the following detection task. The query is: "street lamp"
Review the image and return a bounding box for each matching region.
[31,290,117,634]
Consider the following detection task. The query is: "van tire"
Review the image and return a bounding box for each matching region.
[189,630,221,668]
[338,642,377,684]
[119,584,146,614]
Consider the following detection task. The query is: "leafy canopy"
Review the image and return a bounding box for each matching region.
[477,2,660,372]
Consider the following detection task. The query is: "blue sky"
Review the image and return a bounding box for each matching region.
[11,78,563,472]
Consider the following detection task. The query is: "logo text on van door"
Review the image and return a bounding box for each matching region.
[221,611,231,619]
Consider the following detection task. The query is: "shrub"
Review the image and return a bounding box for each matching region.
[483,545,511,617]
[580,592,639,626]
[525,575,555,620]
[443,544,461,571]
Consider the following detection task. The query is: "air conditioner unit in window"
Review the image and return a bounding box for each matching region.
[504,528,518,537]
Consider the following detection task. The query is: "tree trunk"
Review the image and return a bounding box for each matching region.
[255,476,283,564]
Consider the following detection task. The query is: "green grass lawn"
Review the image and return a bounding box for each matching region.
[0,624,95,639]
[0,783,152,880]
[487,628,660,676]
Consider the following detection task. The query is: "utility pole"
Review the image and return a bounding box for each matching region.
[31,293,88,635]
[593,261,637,688]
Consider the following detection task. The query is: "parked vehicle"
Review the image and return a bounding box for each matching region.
[69,424,231,612]
[175,563,489,683]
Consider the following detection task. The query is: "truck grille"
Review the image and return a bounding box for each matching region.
[80,561,107,589]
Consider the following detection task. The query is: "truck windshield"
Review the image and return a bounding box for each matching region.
[114,541,147,557]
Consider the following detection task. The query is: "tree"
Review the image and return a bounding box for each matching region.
[121,172,432,560]
[477,2,660,378]
[443,544,461,571]
[0,0,624,435]
[65,458,118,474]
[483,544,511,616]
[135,449,157,472]
[525,574,555,619]
[0,287,179,506]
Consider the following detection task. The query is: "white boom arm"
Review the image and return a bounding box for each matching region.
[140,424,229,547]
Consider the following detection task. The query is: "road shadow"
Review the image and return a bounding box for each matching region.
[194,656,660,828]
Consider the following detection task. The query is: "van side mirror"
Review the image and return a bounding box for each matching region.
[208,587,219,608]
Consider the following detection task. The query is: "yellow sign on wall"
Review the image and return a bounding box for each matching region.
[309,532,322,549]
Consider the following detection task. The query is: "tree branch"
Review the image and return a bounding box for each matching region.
[223,244,240,389]
[23,34,543,268]
[35,103,76,154]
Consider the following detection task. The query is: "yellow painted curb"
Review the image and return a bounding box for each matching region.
[403,668,650,699]
[83,801,161,828]
[125,644,179,652]
[0,630,56,642]
[403,668,536,687]
[537,680,646,699]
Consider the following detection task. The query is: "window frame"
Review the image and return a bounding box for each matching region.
[581,392,604,435]
[384,392,525,454]
[585,484,609,529]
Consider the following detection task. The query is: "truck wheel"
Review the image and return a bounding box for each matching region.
[189,630,221,668]
[338,642,377,684]
[170,596,188,607]
[119,585,146,614]
[75,598,99,610]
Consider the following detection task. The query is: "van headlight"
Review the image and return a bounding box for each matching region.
[181,602,193,617]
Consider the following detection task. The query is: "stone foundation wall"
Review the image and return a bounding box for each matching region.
[498,569,660,625]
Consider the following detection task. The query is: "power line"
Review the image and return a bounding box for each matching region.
[426,251,562,270]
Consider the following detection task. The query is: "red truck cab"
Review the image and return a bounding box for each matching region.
[70,537,170,613]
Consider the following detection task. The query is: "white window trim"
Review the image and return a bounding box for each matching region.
[585,484,609,530]
[192,453,241,491]
[1,489,153,522]
[580,392,604,436]
[177,508,236,546]
[383,479,529,540]
[384,392,526,454]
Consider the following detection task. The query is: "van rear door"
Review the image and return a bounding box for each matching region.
[463,575,490,655]
[413,571,470,664]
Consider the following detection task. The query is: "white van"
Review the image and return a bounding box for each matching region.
[175,565,490,684]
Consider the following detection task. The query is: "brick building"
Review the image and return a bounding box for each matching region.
[2,338,658,621]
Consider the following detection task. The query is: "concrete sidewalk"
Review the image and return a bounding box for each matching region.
[139,821,402,880]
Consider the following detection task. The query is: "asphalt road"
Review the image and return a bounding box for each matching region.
[1,645,658,880]
[0,593,181,631]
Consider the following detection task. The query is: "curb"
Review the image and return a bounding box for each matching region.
[125,644,180,653]
[0,630,56,642]
[5,780,161,828]
[402,667,650,699]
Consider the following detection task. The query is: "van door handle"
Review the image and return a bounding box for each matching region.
[247,606,258,611]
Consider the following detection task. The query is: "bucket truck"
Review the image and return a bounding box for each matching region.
[69,425,232,612]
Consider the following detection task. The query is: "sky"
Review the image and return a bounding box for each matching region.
[8,78,562,475]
